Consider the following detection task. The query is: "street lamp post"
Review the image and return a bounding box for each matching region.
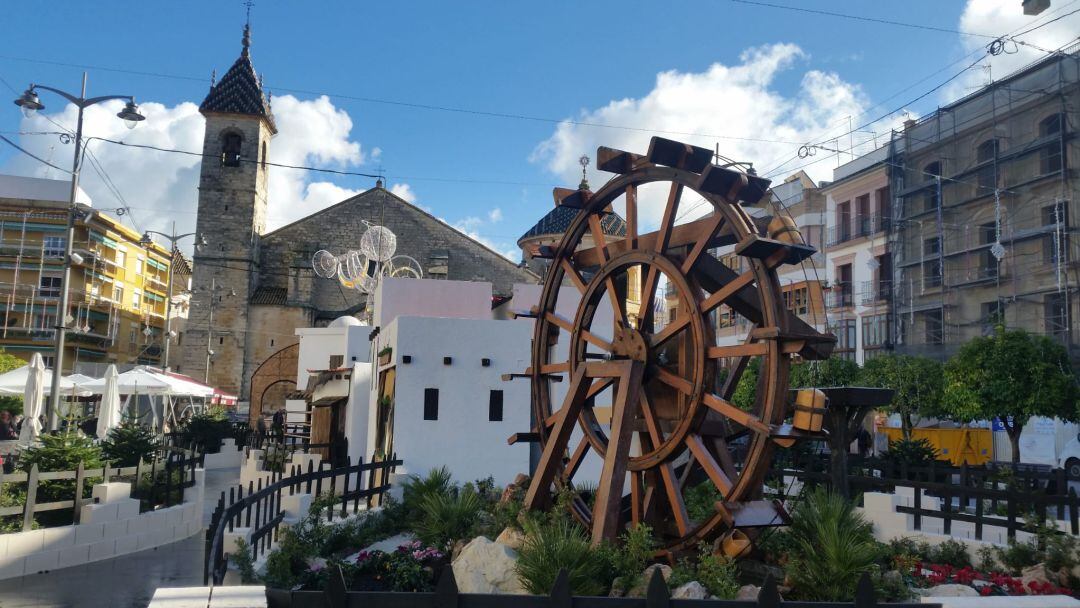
[140,223,204,370]
[14,72,145,431]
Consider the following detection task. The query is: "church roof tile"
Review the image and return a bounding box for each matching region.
[199,25,276,132]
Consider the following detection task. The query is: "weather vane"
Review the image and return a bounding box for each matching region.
[578,154,590,190]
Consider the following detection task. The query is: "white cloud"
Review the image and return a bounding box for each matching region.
[531,43,869,226]
[947,0,1080,100]
[389,183,416,204]
[488,207,503,223]
[4,93,372,249]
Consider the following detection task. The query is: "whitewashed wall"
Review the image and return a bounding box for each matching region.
[384,316,532,485]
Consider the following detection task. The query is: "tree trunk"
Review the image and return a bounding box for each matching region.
[902,413,913,441]
[1008,428,1022,464]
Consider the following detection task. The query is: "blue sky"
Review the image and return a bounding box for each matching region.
[0,1,1075,259]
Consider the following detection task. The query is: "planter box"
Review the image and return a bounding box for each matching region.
[377,349,393,366]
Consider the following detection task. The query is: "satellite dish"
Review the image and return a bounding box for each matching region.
[991,242,1006,260]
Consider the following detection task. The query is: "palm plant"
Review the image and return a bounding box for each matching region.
[401,466,453,524]
[786,488,879,601]
[516,518,604,596]
[415,487,482,549]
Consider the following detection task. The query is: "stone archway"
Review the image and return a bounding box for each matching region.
[248,343,299,427]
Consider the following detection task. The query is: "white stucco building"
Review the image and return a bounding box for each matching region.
[821,145,892,363]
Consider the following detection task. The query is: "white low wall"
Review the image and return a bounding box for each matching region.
[0,468,206,580]
[203,439,244,470]
[857,487,1075,556]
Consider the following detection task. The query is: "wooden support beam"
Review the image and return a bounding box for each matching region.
[523,366,592,511]
[573,213,737,267]
[591,360,643,545]
[647,137,713,173]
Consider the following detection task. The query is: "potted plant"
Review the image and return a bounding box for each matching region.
[377,346,393,366]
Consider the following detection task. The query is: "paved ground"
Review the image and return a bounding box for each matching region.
[0,467,241,608]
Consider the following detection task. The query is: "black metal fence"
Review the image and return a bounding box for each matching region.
[767,453,1080,541]
[204,454,401,585]
[267,564,937,608]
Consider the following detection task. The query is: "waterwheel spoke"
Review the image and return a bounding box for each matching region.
[656,182,683,253]
[638,394,690,537]
[586,214,628,326]
[686,433,733,496]
[655,367,693,397]
[625,185,638,248]
[560,258,588,294]
[703,392,770,435]
[637,266,661,330]
[679,213,725,275]
[630,471,643,526]
[561,437,590,483]
[545,312,614,352]
[544,377,613,429]
[700,270,756,314]
[648,314,690,349]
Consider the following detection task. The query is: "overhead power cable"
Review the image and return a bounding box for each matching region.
[0,134,72,174]
[723,0,998,38]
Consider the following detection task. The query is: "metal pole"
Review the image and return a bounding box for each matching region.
[162,222,176,370]
[205,277,215,383]
[47,72,87,432]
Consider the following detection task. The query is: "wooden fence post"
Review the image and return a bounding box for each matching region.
[323,565,348,608]
[72,461,86,524]
[22,464,38,532]
[1069,486,1079,535]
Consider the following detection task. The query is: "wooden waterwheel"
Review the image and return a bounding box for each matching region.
[515,137,834,558]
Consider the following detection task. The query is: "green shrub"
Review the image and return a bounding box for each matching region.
[685,482,723,522]
[232,538,258,583]
[1045,533,1079,572]
[516,518,604,596]
[976,545,998,572]
[887,438,939,467]
[401,466,453,524]
[786,488,879,601]
[996,537,1041,574]
[927,539,972,568]
[180,407,233,453]
[596,523,654,590]
[101,422,158,467]
[696,549,740,599]
[18,429,103,527]
[415,487,482,549]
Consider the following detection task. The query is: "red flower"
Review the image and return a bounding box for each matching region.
[981,586,992,596]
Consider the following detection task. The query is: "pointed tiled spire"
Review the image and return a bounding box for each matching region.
[199,23,276,133]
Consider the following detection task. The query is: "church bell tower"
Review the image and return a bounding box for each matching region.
[181,23,276,400]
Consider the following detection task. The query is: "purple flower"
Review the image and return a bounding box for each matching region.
[306,557,327,572]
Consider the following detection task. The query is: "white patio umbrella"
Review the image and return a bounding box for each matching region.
[82,367,174,431]
[0,365,87,396]
[18,353,45,445]
[95,365,122,440]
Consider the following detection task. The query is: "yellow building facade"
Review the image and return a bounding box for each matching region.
[0,175,172,371]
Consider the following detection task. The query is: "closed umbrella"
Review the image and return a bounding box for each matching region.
[95,365,121,440]
[18,353,45,445]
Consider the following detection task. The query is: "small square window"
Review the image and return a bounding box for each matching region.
[424,388,439,421]
[489,390,504,422]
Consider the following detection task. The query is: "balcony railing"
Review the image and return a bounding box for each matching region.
[858,280,891,305]
[827,215,890,246]
[826,289,854,309]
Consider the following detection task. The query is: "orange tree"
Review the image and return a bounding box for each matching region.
[943,326,1078,463]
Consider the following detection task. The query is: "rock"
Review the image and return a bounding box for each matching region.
[736,585,760,600]
[626,564,672,597]
[451,536,527,595]
[921,584,979,597]
[671,582,708,600]
[608,577,628,598]
[450,539,468,562]
[1022,563,1053,588]
[495,527,525,551]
